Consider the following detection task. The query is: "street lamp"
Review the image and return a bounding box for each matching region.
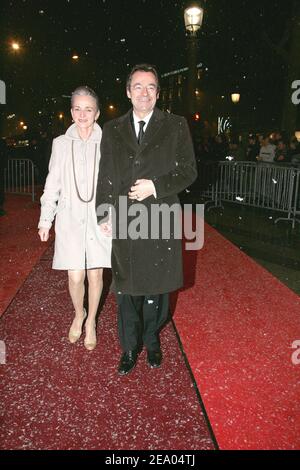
[295,131,300,142]
[231,93,241,104]
[58,112,65,131]
[11,42,20,51]
[184,3,204,115]
[184,5,204,33]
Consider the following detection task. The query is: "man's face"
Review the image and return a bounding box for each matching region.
[262,138,269,146]
[127,71,159,116]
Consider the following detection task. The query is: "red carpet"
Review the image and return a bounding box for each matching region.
[174,221,300,450]
[2,195,300,449]
[0,193,51,317]
[0,246,214,450]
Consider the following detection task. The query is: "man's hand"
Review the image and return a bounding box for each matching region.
[38,228,50,242]
[128,179,156,201]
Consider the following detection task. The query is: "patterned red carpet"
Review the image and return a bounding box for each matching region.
[1,195,300,449]
[0,194,214,450]
[0,247,214,450]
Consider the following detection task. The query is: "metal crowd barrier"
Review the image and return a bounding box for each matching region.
[200,161,300,228]
[4,158,35,202]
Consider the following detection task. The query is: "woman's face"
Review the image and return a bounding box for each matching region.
[71,95,99,131]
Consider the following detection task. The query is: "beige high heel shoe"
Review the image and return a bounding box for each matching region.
[68,308,87,344]
[84,321,97,351]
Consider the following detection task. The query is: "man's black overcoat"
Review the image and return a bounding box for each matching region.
[96,107,197,295]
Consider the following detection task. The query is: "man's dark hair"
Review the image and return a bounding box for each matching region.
[277,139,287,146]
[126,64,160,92]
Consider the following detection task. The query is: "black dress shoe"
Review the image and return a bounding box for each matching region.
[147,349,162,368]
[118,350,138,376]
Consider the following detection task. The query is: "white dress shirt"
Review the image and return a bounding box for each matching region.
[132,110,153,139]
[132,110,156,198]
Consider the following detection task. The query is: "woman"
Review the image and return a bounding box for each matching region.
[38,86,111,350]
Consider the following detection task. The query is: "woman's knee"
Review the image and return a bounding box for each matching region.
[68,270,85,287]
[87,268,103,286]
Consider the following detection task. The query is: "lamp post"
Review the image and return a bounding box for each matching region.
[184,4,204,116]
[231,92,241,137]
[58,112,65,131]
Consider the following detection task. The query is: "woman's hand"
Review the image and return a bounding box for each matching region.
[38,228,50,242]
[100,222,112,237]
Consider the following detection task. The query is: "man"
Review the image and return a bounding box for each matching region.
[257,135,276,162]
[274,139,289,163]
[246,134,260,162]
[96,64,197,375]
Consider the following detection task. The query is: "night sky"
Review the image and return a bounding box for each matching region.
[0,0,295,130]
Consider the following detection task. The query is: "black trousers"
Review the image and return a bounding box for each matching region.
[116,293,169,352]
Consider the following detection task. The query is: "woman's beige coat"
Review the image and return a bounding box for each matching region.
[38,123,111,270]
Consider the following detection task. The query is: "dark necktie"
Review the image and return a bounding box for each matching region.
[137,120,145,145]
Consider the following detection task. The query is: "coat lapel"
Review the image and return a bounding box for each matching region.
[138,108,165,154]
[117,110,139,153]
[116,108,166,155]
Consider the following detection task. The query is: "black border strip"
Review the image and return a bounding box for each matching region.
[171,318,220,450]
